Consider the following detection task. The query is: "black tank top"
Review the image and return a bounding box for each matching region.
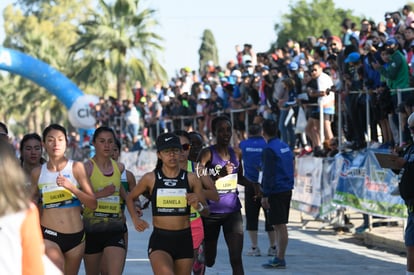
[151,168,191,216]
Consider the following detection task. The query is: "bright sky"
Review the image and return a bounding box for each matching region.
[0,0,410,78]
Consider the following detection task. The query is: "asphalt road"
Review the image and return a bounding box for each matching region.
[78,206,405,275]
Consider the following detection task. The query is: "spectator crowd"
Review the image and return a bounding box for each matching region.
[4,5,414,161]
[4,4,414,275]
[88,5,414,158]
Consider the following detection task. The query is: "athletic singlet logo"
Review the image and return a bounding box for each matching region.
[157,171,185,186]
[163,179,177,187]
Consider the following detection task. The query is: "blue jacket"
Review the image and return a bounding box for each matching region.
[261,137,294,196]
[240,136,267,183]
[363,54,381,89]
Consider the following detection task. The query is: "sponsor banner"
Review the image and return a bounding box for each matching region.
[292,157,323,218]
[332,150,406,218]
[294,149,406,219]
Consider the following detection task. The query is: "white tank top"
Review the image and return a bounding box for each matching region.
[37,160,80,209]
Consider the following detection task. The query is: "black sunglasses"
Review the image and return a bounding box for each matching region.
[181,143,191,151]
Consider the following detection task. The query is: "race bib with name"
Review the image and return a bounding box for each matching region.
[215,174,238,194]
[156,188,187,214]
[42,184,74,208]
[95,196,121,218]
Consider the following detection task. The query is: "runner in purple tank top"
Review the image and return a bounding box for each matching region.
[197,115,251,275]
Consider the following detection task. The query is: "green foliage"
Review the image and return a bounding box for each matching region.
[198,29,219,74]
[273,0,362,49]
[1,0,92,131]
[69,0,165,100]
[0,0,166,131]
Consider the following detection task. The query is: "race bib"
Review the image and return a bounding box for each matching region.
[156,188,187,208]
[42,184,73,208]
[215,174,238,194]
[95,195,120,217]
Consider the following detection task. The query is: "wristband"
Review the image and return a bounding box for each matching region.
[197,202,205,212]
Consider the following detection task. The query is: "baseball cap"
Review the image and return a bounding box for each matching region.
[204,84,212,92]
[231,69,242,78]
[344,52,360,63]
[385,37,398,46]
[156,133,182,152]
[330,35,342,45]
[288,62,299,71]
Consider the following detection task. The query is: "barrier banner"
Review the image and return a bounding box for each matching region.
[292,156,323,217]
[332,149,406,218]
[320,157,337,216]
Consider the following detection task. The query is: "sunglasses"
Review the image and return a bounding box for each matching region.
[181,143,191,151]
[311,69,318,72]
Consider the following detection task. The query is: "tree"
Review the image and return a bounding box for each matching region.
[70,0,166,100]
[273,0,362,49]
[2,0,92,132]
[198,29,219,75]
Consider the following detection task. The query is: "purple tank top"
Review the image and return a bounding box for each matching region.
[208,146,241,213]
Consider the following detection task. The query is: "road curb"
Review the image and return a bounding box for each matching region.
[363,231,406,254]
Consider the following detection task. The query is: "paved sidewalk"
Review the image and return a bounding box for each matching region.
[291,209,406,255]
[358,218,405,255]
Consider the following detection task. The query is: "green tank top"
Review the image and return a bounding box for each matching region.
[83,159,124,232]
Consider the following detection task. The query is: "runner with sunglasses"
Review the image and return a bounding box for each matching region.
[174,130,218,275]
[126,132,208,275]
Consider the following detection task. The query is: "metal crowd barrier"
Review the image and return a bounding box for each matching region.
[336,87,414,149]
[109,87,414,150]
[392,87,414,146]
[154,107,258,146]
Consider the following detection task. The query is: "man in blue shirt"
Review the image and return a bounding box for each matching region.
[239,124,276,257]
[260,119,294,269]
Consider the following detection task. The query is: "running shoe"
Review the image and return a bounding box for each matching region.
[246,247,261,256]
[262,257,286,269]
